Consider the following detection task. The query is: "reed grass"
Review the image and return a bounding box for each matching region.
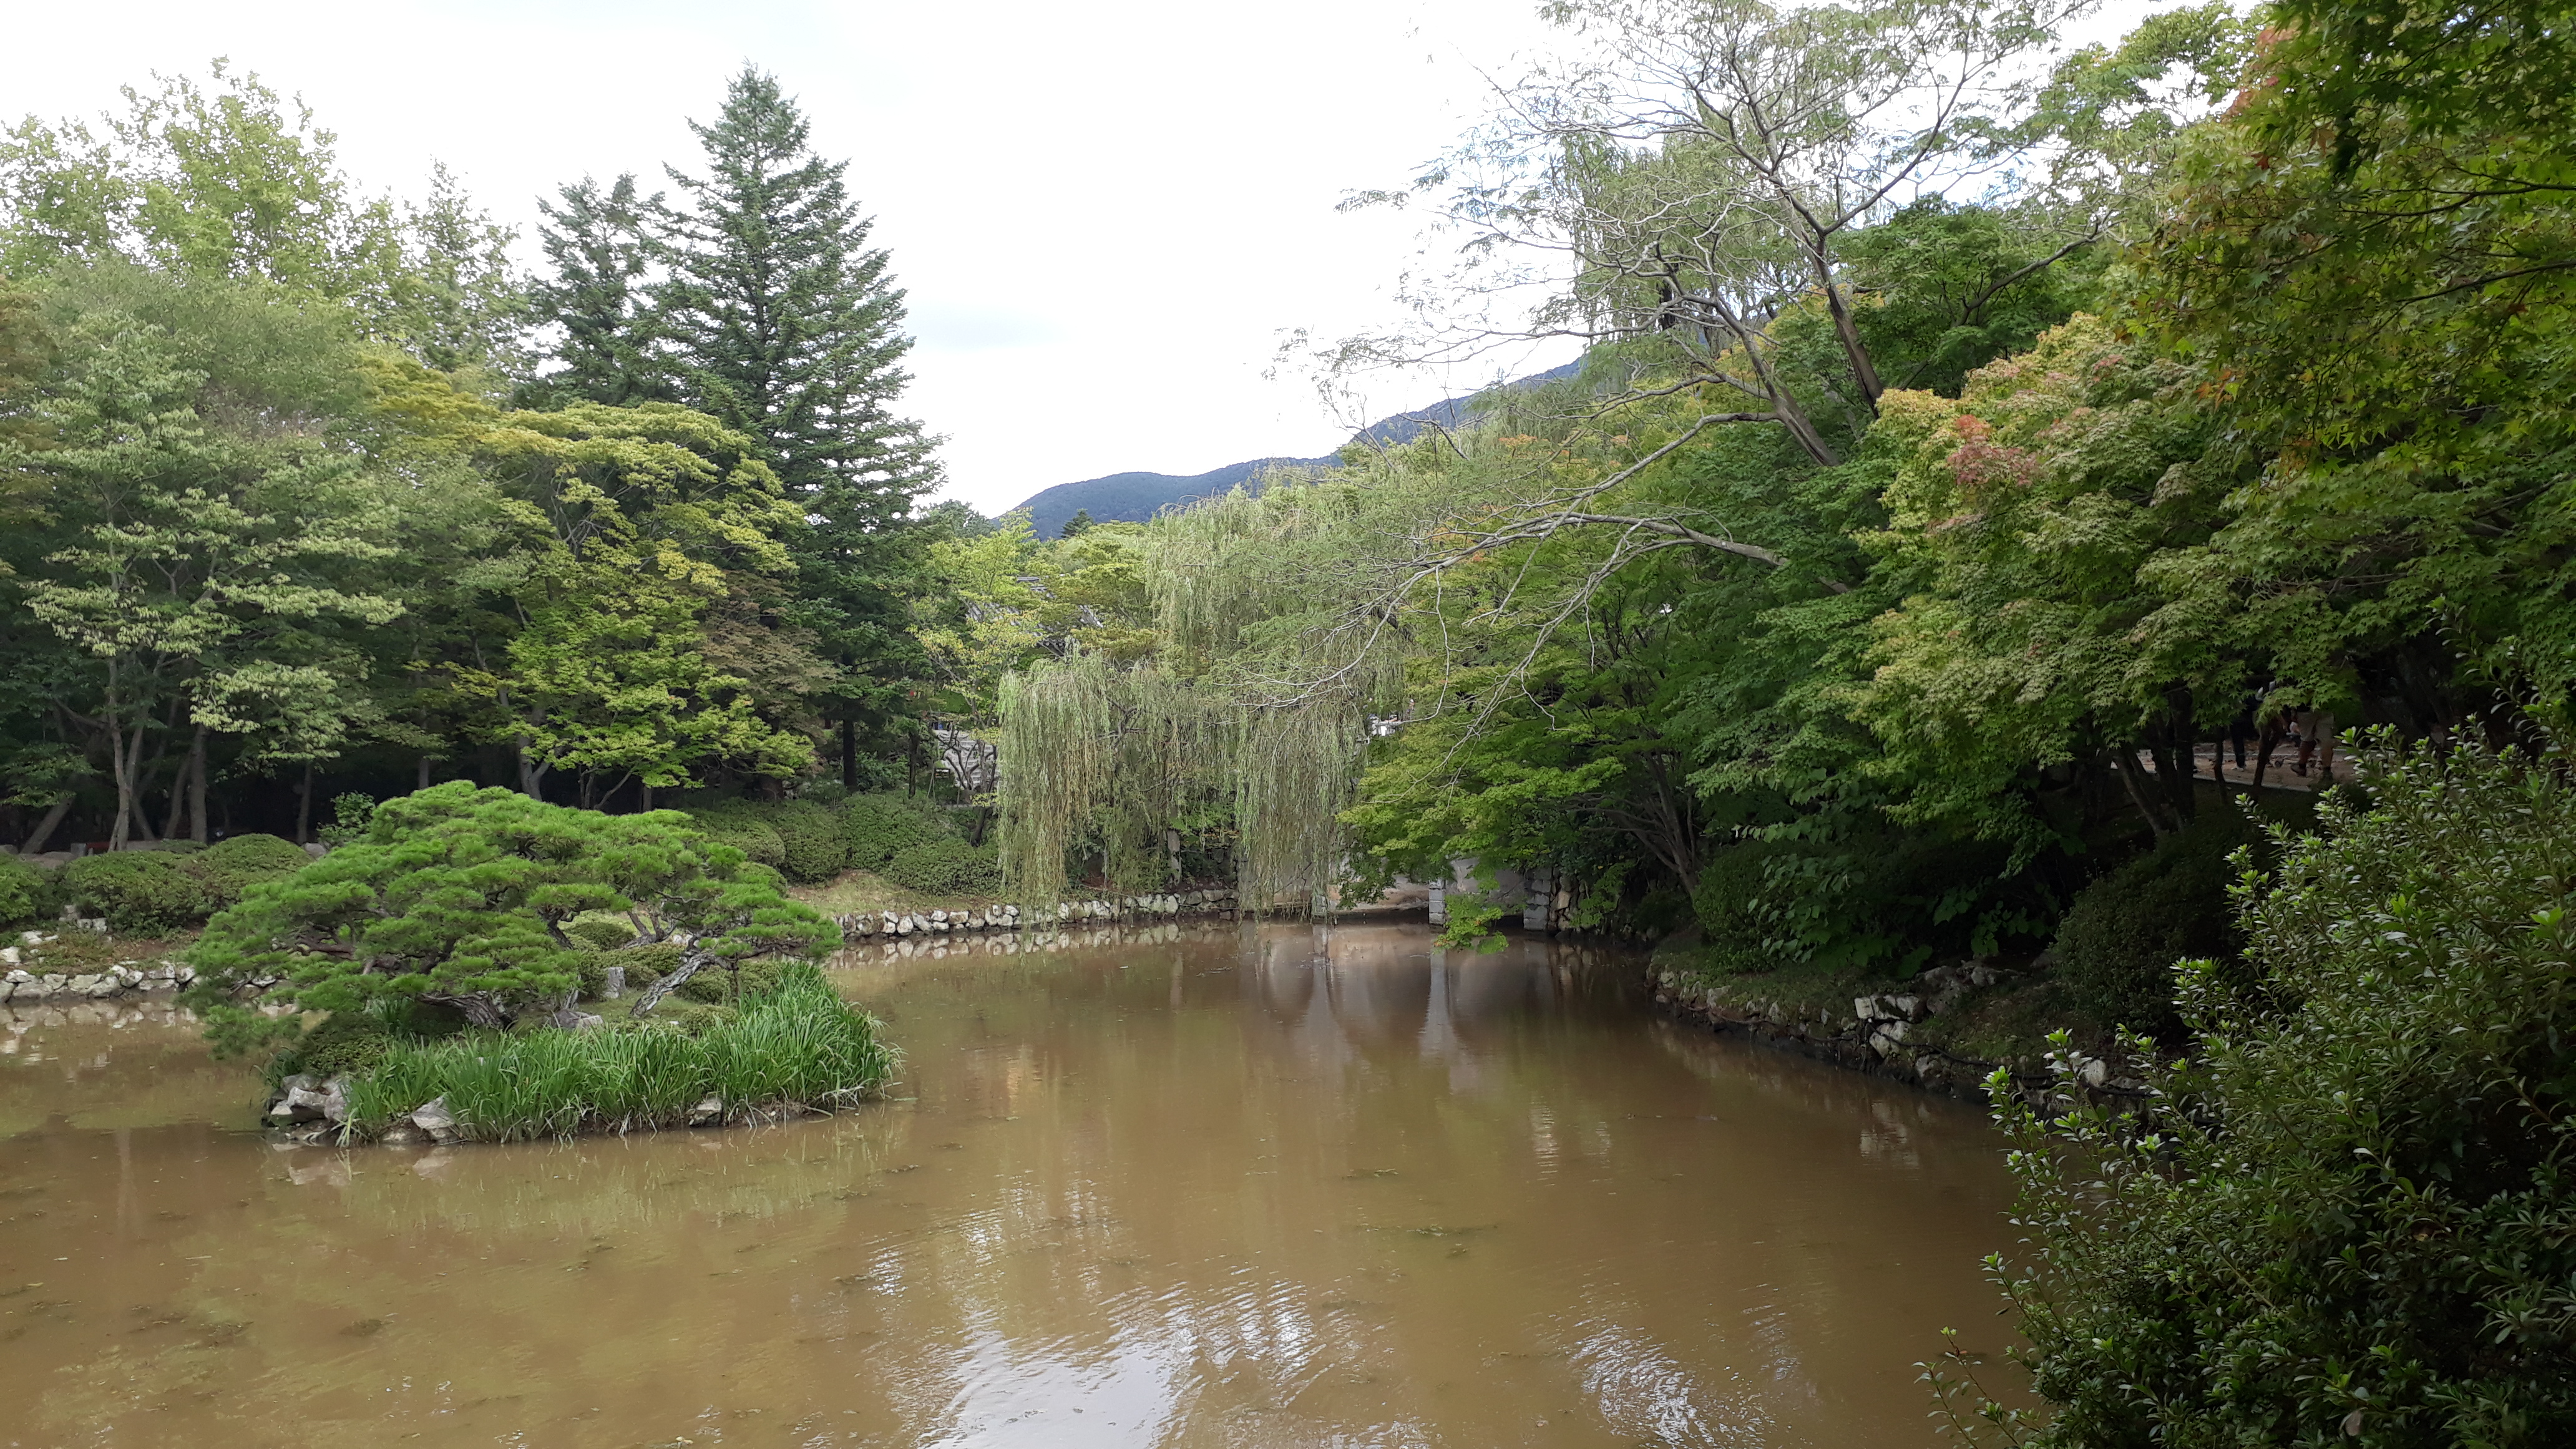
[341,964,896,1143]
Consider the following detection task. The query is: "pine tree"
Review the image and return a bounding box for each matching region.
[655,69,943,789]
[529,173,662,405]
[653,68,937,509]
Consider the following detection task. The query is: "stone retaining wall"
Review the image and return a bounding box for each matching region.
[1646,963,2145,1115]
[1,930,194,1002]
[833,888,1239,940]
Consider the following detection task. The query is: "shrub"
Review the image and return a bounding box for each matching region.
[673,954,787,1004]
[565,915,638,950]
[839,793,941,870]
[679,807,786,871]
[764,800,848,884]
[61,851,209,934]
[1972,738,2576,1447]
[2049,806,2261,1038]
[1690,839,1795,973]
[883,837,1001,896]
[187,833,309,910]
[0,853,51,929]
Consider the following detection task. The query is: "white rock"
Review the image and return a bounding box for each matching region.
[0,947,15,967]
[2080,1055,2111,1089]
[4,968,27,983]
[688,1095,724,1127]
[572,1012,605,1032]
[409,1096,460,1144]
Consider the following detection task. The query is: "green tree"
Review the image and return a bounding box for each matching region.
[530,172,664,406]
[187,781,838,1030]
[1961,738,2576,1447]
[13,315,401,847]
[652,69,942,789]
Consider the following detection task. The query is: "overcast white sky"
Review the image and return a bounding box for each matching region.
[6,0,2167,515]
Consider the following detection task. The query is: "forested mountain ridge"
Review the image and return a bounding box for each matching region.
[1010,361,1583,537]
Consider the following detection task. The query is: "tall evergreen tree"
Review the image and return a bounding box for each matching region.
[654,68,942,789]
[528,173,661,406]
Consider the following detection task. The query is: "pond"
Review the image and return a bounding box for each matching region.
[0,921,2020,1447]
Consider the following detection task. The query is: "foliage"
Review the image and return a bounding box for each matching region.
[185,781,837,1031]
[188,832,310,910]
[61,849,207,934]
[341,962,894,1141]
[838,791,943,870]
[1973,738,2576,1447]
[2047,804,2258,1039]
[881,837,1002,897]
[0,851,51,927]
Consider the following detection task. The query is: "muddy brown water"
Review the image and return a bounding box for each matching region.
[0,922,2022,1447]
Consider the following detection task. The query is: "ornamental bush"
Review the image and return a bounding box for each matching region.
[189,833,310,910]
[0,852,51,928]
[61,851,209,935]
[678,806,787,871]
[1971,738,2576,1447]
[883,837,1002,896]
[2048,805,2262,1039]
[764,800,848,884]
[188,782,837,1032]
[839,793,942,871]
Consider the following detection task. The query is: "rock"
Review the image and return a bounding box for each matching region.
[688,1095,724,1127]
[571,1012,605,1032]
[303,842,328,858]
[0,947,16,967]
[271,1073,320,1121]
[19,930,49,947]
[75,917,107,934]
[409,1096,460,1144]
[4,968,24,983]
[65,973,105,997]
[1866,1020,1911,1056]
[378,1124,430,1148]
[602,965,625,998]
[172,965,195,986]
[283,1075,352,1123]
[2079,1055,2111,1089]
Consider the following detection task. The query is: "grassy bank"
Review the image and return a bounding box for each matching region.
[301,964,897,1143]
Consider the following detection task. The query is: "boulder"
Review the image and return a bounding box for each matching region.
[378,1124,431,1148]
[281,1075,351,1123]
[1866,1020,1911,1056]
[409,1096,461,1144]
[571,1012,605,1032]
[0,947,16,967]
[688,1095,724,1127]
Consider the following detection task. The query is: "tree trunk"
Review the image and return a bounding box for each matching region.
[2113,748,2178,840]
[841,715,857,793]
[109,715,149,851]
[630,943,715,1017]
[417,753,434,791]
[161,726,203,842]
[21,792,75,854]
[187,729,208,843]
[294,763,315,844]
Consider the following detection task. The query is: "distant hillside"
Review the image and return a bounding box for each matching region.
[1012,361,1581,539]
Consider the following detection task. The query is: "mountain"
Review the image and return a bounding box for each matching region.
[1010,361,1581,539]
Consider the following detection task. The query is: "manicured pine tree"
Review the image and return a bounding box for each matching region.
[654,68,942,790]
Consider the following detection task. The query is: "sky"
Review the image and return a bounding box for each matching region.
[4,0,2170,515]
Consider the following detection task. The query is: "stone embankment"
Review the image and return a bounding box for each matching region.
[1647,962,2147,1113]
[831,888,1238,941]
[0,930,196,1002]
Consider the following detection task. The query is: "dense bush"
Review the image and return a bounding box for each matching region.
[1690,838,1793,973]
[2049,806,2260,1038]
[839,793,941,870]
[679,807,787,871]
[0,852,51,928]
[565,915,638,950]
[883,837,1002,896]
[189,832,310,910]
[61,851,208,935]
[341,963,896,1141]
[1973,740,2576,1447]
[764,800,848,883]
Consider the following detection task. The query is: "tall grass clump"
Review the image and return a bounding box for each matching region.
[342,964,896,1142]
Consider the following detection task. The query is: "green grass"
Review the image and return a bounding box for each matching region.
[339,964,897,1143]
[788,868,1001,917]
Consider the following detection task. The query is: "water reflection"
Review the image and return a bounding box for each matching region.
[0,921,2019,1447]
